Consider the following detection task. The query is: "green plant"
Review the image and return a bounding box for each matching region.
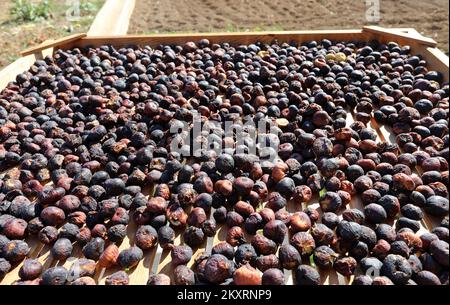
[10,0,51,23]
[79,0,100,13]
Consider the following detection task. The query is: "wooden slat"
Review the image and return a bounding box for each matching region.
[1,46,54,91]
[390,28,423,37]
[363,25,438,47]
[415,45,450,83]
[0,56,36,90]
[284,200,296,285]
[58,30,366,50]
[88,0,136,36]
[20,34,86,56]
[204,207,216,255]
[318,110,357,285]
[156,230,182,283]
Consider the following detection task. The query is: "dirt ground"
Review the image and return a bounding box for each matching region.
[0,0,103,68]
[129,0,449,54]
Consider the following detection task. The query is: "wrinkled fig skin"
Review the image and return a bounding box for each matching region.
[0,258,11,278]
[234,263,261,285]
[71,276,96,285]
[41,267,68,285]
[50,238,73,261]
[173,265,195,285]
[296,265,321,285]
[171,245,193,266]
[381,254,413,285]
[147,273,171,285]
[204,254,233,284]
[0,38,448,286]
[105,271,129,285]
[18,259,43,281]
[135,225,158,250]
[98,244,119,269]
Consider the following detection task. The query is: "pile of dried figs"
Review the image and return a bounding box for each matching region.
[0,38,448,285]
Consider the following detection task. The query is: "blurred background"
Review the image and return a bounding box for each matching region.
[1,0,448,68]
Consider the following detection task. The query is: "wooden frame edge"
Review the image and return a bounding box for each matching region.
[57,29,366,50]
[20,33,87,56]
[1,47,54,90]
[363,25,438,47]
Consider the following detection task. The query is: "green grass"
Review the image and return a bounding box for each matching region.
[8,0,103,25]
[10,0,51,23]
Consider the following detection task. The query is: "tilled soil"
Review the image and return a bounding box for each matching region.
[129,0,449,54]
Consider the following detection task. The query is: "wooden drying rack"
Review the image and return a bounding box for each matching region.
[0,26,448,285]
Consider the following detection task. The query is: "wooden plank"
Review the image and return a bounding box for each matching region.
[318,110,358,285]
[0,55,36,90]
[155,211,208,285]
[390,28,423,38]
[204,207,216,255]
[392,28,419,34]
[58,30,366,50]
[388,27,449,82]
[88,0,136,36]
[156,229,182,283]
[20,34,86,56]
[363,25,437,47]
[150,244,164,276]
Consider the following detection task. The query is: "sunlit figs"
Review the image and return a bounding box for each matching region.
[0,35,447,287]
